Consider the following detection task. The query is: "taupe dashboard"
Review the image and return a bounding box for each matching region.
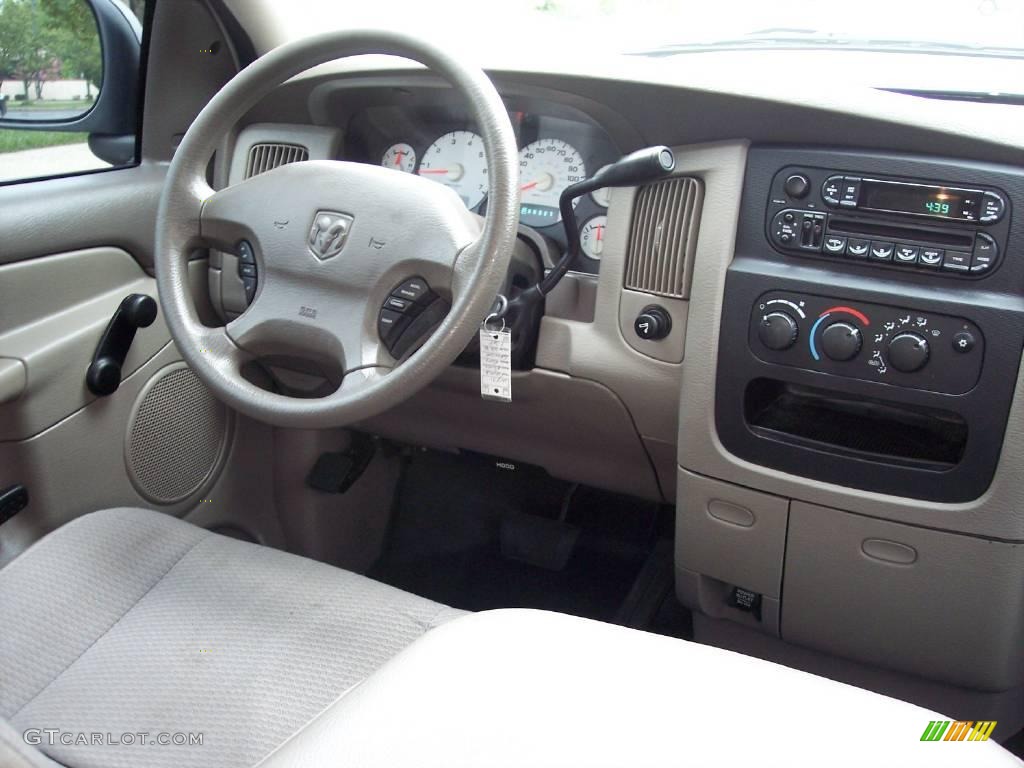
[81,0,1024,739]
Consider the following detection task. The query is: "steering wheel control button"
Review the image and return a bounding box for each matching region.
[389,299,451,359]
[634,306,672,341]
[384,296,413,313]
[821,322,862,362]
[868,241,894,261]
[888,332,930,373]
[758,311,799,351]
[894,245,920,265]
[238,241,256,264]
[784,173,811,199]
[845,238,870,259]
[379,277,447,356]
[237,241,259,304]
[393,278,431,304]
[378,309,411,346]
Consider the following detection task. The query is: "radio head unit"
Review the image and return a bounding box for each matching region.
[826,176,1005,223]
[767,167,1011,278]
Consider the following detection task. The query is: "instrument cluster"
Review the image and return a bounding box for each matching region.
[343,105,621,273]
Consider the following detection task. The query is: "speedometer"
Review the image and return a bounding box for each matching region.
[418,130,489,210]
[518,139,586,228]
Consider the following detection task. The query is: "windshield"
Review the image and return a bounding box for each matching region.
[270,0,1024,57]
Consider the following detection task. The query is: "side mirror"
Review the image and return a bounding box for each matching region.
[0,0,142,165]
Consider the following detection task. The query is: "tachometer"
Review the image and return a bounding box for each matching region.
[382,143,416,173]
[580,215,607,261]
[418,130,488,209]
[518,139,586,228]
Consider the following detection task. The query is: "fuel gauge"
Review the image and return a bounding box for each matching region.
[580,215,608,260]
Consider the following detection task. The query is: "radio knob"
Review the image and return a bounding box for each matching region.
[784,174,811,199]
[821,322,862,361]
[758,311,799,351]
[888,332,930,373]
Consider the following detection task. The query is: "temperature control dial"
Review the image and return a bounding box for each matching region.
[888,333,930,373]
[758,311,799,351]
[821,322,862,361]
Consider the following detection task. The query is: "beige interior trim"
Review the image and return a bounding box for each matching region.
[0,248,171,442]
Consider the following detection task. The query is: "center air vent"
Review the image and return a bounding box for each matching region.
[625,177,703,299]
[245,142,309,179]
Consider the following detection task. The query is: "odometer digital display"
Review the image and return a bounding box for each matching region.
[859,179,982,222]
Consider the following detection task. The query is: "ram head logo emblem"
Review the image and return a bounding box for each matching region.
[308,211,354,260]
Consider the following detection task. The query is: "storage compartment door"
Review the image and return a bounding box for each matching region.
[783,501,1024,691]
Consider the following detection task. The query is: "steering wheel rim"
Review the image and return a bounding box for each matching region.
[155,30,519,428]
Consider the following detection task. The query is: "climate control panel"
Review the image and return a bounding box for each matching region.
[749,292,984,394]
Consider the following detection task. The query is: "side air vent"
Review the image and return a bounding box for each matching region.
[245,143,309,179]
[625,176,703,299]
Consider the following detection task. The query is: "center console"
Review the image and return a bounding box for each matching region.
[716,150,1024,503]
[673,144,1024,732]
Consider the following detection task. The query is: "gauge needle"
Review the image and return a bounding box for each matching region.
[394,151,405,167]
[520,181,539,191]
[419,169,449,175]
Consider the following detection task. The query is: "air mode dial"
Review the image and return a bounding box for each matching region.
[888,333,930,373]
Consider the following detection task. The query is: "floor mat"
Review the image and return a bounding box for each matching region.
[370,450,663,623]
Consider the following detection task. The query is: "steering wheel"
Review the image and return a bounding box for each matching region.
[155,30,519,428]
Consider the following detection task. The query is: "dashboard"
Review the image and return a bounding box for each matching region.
[341,100,621,274]
[206,34,1024,736]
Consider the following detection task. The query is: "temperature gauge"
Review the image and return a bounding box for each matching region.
[382,143,416,173]
[580,215,608,261]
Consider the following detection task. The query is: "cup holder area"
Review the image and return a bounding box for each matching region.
[744,378,968,469]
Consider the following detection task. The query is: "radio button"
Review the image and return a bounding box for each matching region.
[972,233,998,270]
[971,255,995,274]
[839,177,861,208]
[823,235,847,255]
[846,238,870,258]
[894,245,920,264]
[980,191,1006,224]
[918,248,944,268]
[822,176,843,207]
[942,251,971,272]
[868,241,894,261]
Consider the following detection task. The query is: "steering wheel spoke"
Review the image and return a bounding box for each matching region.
[225,281,373,375]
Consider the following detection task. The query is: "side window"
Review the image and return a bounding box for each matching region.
[0,0,147,184]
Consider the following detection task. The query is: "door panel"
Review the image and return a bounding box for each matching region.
[0,247,170,441]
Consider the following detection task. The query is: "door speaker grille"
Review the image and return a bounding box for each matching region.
[245,142,309,178]
[625,177,703,299]
[126,366,228,504]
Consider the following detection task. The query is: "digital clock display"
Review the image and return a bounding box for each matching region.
[859,179,981,221]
